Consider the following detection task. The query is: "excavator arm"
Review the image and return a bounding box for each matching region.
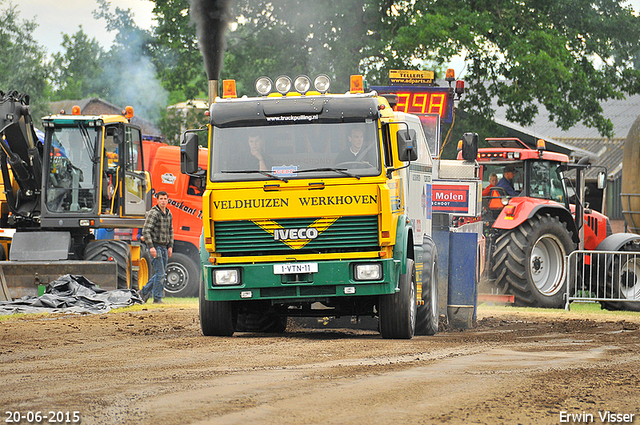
[0,91,43,225]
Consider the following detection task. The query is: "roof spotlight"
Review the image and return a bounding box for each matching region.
[313,74,331,93]
[294,75,311,94]
[275,75,292,94]
[255,76,273,96]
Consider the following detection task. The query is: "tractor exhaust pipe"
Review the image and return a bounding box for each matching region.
[208,80,219,106]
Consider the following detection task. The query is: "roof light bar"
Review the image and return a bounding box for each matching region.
[294,75,311,94]
[313,74,331,93]
[275,75,292,94]
[255,77,273,96]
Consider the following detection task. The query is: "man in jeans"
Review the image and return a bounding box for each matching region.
[140,191,174,304]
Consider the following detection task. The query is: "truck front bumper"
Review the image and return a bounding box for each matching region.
[203,258,400,302]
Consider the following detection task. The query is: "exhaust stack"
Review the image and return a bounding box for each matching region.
[209,80,219,106]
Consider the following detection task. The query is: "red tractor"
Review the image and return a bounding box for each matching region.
[471,138,640,309]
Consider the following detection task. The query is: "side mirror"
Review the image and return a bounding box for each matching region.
[461,132,478,161]
[597,171,606,190]
[180,132,199,175]
[397,128,418,162]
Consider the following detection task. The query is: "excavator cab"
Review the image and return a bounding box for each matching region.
[40,114,152,229]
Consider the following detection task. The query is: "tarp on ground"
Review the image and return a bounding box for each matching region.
[0,274,142,315]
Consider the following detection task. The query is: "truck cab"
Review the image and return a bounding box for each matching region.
[182,75,441,338]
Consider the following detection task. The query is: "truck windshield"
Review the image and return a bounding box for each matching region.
[210,122,380,182]
[45,126,98,213]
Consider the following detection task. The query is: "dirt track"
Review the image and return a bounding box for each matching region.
[2,305,640,425]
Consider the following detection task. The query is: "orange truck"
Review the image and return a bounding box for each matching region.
[141,138,207,297]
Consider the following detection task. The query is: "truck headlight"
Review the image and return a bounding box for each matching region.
[354,263,382,281]
[214,269,241,285]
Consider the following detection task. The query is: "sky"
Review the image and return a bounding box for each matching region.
[14,0,640,75]
[19,0,156,55]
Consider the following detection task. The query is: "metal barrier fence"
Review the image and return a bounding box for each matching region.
[566,250,640,310]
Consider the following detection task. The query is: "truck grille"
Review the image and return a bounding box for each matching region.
[214,215,379,255]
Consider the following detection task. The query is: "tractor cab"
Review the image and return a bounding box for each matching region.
[464,138,570,226]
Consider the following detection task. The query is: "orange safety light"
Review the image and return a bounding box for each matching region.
[123,106,134,120]
[350,75,364,94]
[71,105,81,115]
[537,139,546,151]
[457,140,463,151]
[445,68,455,82]
[223,79,237,98]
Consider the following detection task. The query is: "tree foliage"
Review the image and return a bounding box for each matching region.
[5,0,640,140]
[51,28,106,101]
[150,0,207,102]
[0,1,50,123]
[392,0,640,138]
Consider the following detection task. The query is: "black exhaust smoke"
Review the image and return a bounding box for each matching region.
[190,0,232,82]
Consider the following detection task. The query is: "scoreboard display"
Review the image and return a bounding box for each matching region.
[370,86,454,123]
[395,91,448,117]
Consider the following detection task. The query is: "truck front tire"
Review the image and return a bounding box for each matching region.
[379,258,417,339]
[199,278,236,336]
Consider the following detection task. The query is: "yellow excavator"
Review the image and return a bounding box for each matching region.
[0,90,152,299]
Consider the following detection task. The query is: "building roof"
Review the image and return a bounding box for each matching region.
[553,137,625,180]
[493,93,640,140]
[487,87,638,181]
[47,98,161,137]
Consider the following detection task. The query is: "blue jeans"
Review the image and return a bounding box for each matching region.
[141,246,168,300]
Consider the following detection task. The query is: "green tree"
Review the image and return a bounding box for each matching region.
[0,1,51,124]
[391,0,640,138]
[151,0,207,102]
[224,0,400,94]
[51,27,106,101]
[150,0,401,96]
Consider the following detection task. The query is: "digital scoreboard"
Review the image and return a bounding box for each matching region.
[370,85,454,123]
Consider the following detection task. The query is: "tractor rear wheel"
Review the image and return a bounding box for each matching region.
[492,214,575,308]
[131,246,153,292]
[601,244,640,311]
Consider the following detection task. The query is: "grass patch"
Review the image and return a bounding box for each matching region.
[477,302,640,320]
[110,297,198,313]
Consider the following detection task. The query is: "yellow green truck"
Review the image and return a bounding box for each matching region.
[181,75,470,338]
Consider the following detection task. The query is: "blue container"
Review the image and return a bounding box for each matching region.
[447,231,478,329]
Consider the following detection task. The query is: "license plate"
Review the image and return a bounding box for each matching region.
[273,262,318,275]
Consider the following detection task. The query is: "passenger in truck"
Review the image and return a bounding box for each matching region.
[334,128,376,166]
[242,133,273,171]
[187,176,204,196]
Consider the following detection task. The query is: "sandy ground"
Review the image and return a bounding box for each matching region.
[1,304,640,425]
